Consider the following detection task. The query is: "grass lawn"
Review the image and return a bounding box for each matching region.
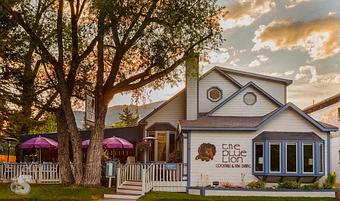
[138,192,336,201]
[0,183,111,201]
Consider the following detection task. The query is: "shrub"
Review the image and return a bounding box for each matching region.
[246,180,265,189]
[323,172,336,189]
[302,182,320,190]
[168,150,182,163]
[221,182,235,188]
[277,180,301,189]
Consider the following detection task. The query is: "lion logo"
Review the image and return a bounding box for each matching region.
[195,143,216,162]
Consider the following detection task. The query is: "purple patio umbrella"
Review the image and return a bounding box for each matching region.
[82,136,133,149]
[20,136,58,149]
[20,136,58,162]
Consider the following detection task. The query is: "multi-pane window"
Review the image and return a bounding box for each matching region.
[254,143,264,172]
[286,143,297,173]
[270,143,281,172]
[303,144,314,173]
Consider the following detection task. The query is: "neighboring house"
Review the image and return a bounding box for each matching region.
[139,54,338,186]
[304,93,340,183]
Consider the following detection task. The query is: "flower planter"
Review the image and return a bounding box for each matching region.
[187,187,335,198]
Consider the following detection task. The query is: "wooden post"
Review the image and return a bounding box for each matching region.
[116,167,121,192]
[142,169,146,195]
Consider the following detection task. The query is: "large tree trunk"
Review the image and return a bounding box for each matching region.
[56,109,74,185]
[83,106,107,186]
[83,11,106,186]
[20,44,35,134]
[59,95,83,185]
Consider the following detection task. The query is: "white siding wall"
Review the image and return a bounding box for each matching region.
[189,108,329,187]
[198,71,239,113]
[145,92,186,129]
[309,102,340,183]
[211,87,278,116]
[190,131,257,186]
[228,73,286,104]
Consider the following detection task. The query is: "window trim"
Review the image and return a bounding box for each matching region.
[269,142,281,173]
[254,142,264,173]
[286,142,298,174]
[319,143,324,173]
[207,87,223,102]
[243,92,257,105]
[302,143,314,174]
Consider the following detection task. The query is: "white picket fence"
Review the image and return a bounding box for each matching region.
[0,163,61,184]
[117,163,187,193]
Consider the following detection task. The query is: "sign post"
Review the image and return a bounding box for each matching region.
[105,161,116,188]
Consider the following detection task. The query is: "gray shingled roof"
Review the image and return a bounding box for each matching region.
[253,131,324,141]
[180,115,268,129]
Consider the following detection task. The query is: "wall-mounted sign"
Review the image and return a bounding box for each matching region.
[216,143,251,168]
[195,143,216,162]
[85,94,95,126]
[165,163,177,170]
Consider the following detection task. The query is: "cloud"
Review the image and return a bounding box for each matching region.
[328,11,336,16]
[220,0,275,30]
[204,48,230,64]
[229,58,240,67]
[284,70,295,75]
[295,65,340,84]
[288,83,340,108]
[285,0,310,9]
[257,54,269,62]
[295,65,318,83]
[252,18,340,60]
[248,59,261,67]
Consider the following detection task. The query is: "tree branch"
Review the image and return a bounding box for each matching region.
[0,1,59,68]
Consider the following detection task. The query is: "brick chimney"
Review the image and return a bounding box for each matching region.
[185,52,199,120]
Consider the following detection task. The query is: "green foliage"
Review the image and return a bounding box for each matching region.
[168,150,182,163]
[29,114,58,134]
[302,182,320,190]
[112,107,139,128]
[139,191,336,201]
[0,184,110,201]
[246,180,265,189]
[277,180,301,189]
[323,172,336,189]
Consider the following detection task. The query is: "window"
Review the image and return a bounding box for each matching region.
[207,87,222,102]
[254,143,264,172]
[270,143,281,172]
[319,143,323,173]
[169,132,176,154]
[286,143,297,173]
[303,144,314,173]
[157,132,167,161]
[243,92,257,105]
[338,108,340,120]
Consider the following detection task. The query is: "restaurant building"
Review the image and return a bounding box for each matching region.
[139,54,338,186]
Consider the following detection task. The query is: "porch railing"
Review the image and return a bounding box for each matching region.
[0,163,61,184]
[117,163,187,193]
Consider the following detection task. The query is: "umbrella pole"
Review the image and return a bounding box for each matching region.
[40,148,42,163]
[7,141,10,163]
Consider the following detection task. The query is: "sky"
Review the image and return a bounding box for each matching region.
[110,0,340,109]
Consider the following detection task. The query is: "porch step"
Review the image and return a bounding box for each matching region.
[103,192,141,200]
[124,180,142,185]
[119,184,142,190]
[116,188,142,195]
